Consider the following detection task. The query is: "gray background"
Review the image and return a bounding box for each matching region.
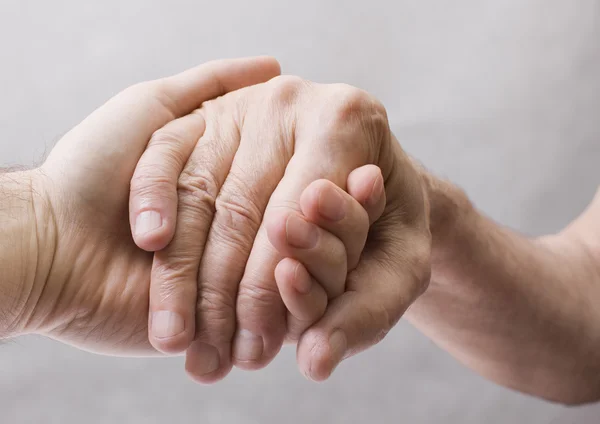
[1,0,599,422]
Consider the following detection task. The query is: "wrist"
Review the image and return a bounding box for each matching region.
[413,160,477,261]
[413,163,476,283]
[0,169,56,338]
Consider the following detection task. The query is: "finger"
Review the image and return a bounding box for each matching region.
[129,111,205,252]
[232,186,340,370]
[266,211,347,298]
[233,163,355,371]
[295,239,430,382]
[232,83,383,371]
[44,56,281,201]
[275,258,328,342]
[158,56,280,117]
[346,165,386,225]
[295,141,431,381]
[149,105,241,357]
[298,178,370,270]
[185,80,294,383]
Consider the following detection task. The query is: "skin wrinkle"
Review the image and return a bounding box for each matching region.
[0,173,37,336]
[11,173,40,334]
[214,183,264,239]
[9,57,598,403]
[2,57,286,357]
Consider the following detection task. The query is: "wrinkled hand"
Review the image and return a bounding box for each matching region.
[266,165,387,378]
[130,76,431,380]
[23,57,281,355]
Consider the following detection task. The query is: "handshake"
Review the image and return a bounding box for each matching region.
[1,56,431,384]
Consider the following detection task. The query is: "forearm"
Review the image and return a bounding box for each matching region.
[407,170,600,404]
[0,171,53,339]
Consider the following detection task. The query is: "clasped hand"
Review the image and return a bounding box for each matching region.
[18,56,431,383]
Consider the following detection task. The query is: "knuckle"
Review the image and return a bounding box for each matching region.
[177,166,220,213]
[327,84,373,124]
[148,130,191,165]
[369,102,391,143]
[207,213,261,257]
[149,128,181,146]
[198,284,236,312]
[153,272,194,305]
[195,286,236,341]
[329,84,389,135]
[212,191,263,247]
[237,282,282,315]
[268,75,304,104]
[130,171,175,202]
[153,260,198,300]
[196,316,234,343]
[156,281,182,304]
[236,283,285,336]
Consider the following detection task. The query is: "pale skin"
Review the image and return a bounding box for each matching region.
[0,57,283,354]
[0,56,599,406]
[128,75,430,384]
[130,73,600,402]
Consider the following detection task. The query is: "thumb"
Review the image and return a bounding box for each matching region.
[43,56,281,197]
[295,247,428,381]
[296,158,431,381]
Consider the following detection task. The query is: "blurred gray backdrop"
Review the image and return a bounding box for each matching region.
[1,1,599,423]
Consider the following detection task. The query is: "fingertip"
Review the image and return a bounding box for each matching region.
[232,330,282,371]
[276,259,328,340]
[134,230,174,253]
[297,329,346,382]
[148,310,195,355]
[231,55,281,76]
[366,171,385,209]
[131,210,176,252]
[275,258,311,295]
[185,341,232,384]
[347,165,381,202]
[299,179,333,221]
[255,55,282,77]
[347,165,385,223]
[265,210,290,252]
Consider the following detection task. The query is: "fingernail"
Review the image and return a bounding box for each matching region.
[190,343,220,376]
[318,187,346,221]
[292,262,312,295]
[286,215,318,249]
[328,330,347,370]
[233,329,264,363]
[368,175,385,206]
[136,210,162,236]
[152,311,185,339]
